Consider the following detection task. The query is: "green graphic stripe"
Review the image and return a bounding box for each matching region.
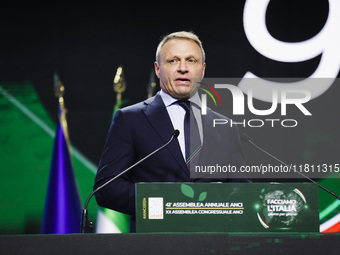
[0,85,97,174]
[320,200,340,221]
[0,86,54,137]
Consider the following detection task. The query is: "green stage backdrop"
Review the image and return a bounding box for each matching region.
[0,82,99,234]
[0,81,340,234]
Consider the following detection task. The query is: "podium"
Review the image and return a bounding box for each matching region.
[136,182,319,233]
[3,183,340,255]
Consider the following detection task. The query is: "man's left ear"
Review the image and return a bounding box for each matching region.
[201,63,206,78]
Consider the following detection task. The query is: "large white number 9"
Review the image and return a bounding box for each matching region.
[239,0,340,102]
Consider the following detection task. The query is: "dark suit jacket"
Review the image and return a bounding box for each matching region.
[94,92,249,232]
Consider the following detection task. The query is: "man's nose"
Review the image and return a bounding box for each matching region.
[177,60,188,73]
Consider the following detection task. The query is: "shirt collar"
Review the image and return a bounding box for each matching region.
[160,89,201,108]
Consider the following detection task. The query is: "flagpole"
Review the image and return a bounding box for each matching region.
[113,66,127,116]
[54,72,70,147]
[147,68,157,98]
[41,73,82,234]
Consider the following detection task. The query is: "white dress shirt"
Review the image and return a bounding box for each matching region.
[160,90,203,161]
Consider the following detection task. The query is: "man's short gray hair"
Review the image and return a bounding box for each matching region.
[155,31,206,63]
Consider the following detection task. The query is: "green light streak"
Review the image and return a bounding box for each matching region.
[200,88,217,106]
[0,85,97,174]
[320,199,340,220]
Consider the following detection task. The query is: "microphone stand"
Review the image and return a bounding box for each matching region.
[80,130,180,233]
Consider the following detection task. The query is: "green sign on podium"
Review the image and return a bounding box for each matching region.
[136,183,319,233]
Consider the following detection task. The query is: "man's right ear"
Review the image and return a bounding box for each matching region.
[154,61,160,78]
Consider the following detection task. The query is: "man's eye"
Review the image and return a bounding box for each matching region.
[187,58,197,63]
[168,59,177,64]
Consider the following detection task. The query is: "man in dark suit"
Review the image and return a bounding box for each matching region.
[94,31,249,232]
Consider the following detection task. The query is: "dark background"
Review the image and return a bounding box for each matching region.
[1,0,336,168]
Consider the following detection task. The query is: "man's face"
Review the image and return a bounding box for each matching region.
[155,39,206,99]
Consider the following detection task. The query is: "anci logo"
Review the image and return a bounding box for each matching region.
[254,186,309,230]
[198,80,312,128]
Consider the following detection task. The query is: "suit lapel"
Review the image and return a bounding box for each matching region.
[143,93,190,177]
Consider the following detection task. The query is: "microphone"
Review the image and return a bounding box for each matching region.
[80,129,180,233]
[240,133,340,202]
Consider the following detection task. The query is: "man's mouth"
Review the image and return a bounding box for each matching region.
[175,78,191,84]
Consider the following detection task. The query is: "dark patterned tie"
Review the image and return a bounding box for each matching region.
[176,100,202,166]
